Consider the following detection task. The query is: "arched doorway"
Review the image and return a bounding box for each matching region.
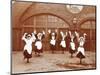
[79,19,96,51]
[18,14,70,51]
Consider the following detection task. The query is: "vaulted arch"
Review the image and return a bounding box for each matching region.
[20,13,71,28]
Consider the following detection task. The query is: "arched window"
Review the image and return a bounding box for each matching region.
[23,14,69,28]
[21,14,70,51]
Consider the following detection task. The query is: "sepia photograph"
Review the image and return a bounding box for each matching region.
[12,0,96,74]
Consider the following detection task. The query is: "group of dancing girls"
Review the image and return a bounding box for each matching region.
[22,29,87,64]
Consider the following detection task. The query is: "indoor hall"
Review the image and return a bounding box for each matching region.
[12,1,96,74]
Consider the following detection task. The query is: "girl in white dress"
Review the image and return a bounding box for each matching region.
[60,31,67,54]
[22,33,36,63]
[35,31,45,56]
[75,31,87,64]
[69,31,76,57]
[48,29,57,54]
[22,32,36,63]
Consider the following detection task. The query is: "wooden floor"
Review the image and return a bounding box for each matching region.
[12,51,96,74]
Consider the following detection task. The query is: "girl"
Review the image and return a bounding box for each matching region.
[60,31,67,54]
[22,32,36,63]
[69,31,76,58]
[75,31,87,64]
[48,29,57,54]
[35,30,45,56]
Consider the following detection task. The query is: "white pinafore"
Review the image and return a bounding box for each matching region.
[50,36,56,46]
[60,40,66,48]
[22,33,36,54]
[35,41,42,50]
[70,41,75,50]
[23,39,33,54]
[77,41,85,56]
[60,34,66,48]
